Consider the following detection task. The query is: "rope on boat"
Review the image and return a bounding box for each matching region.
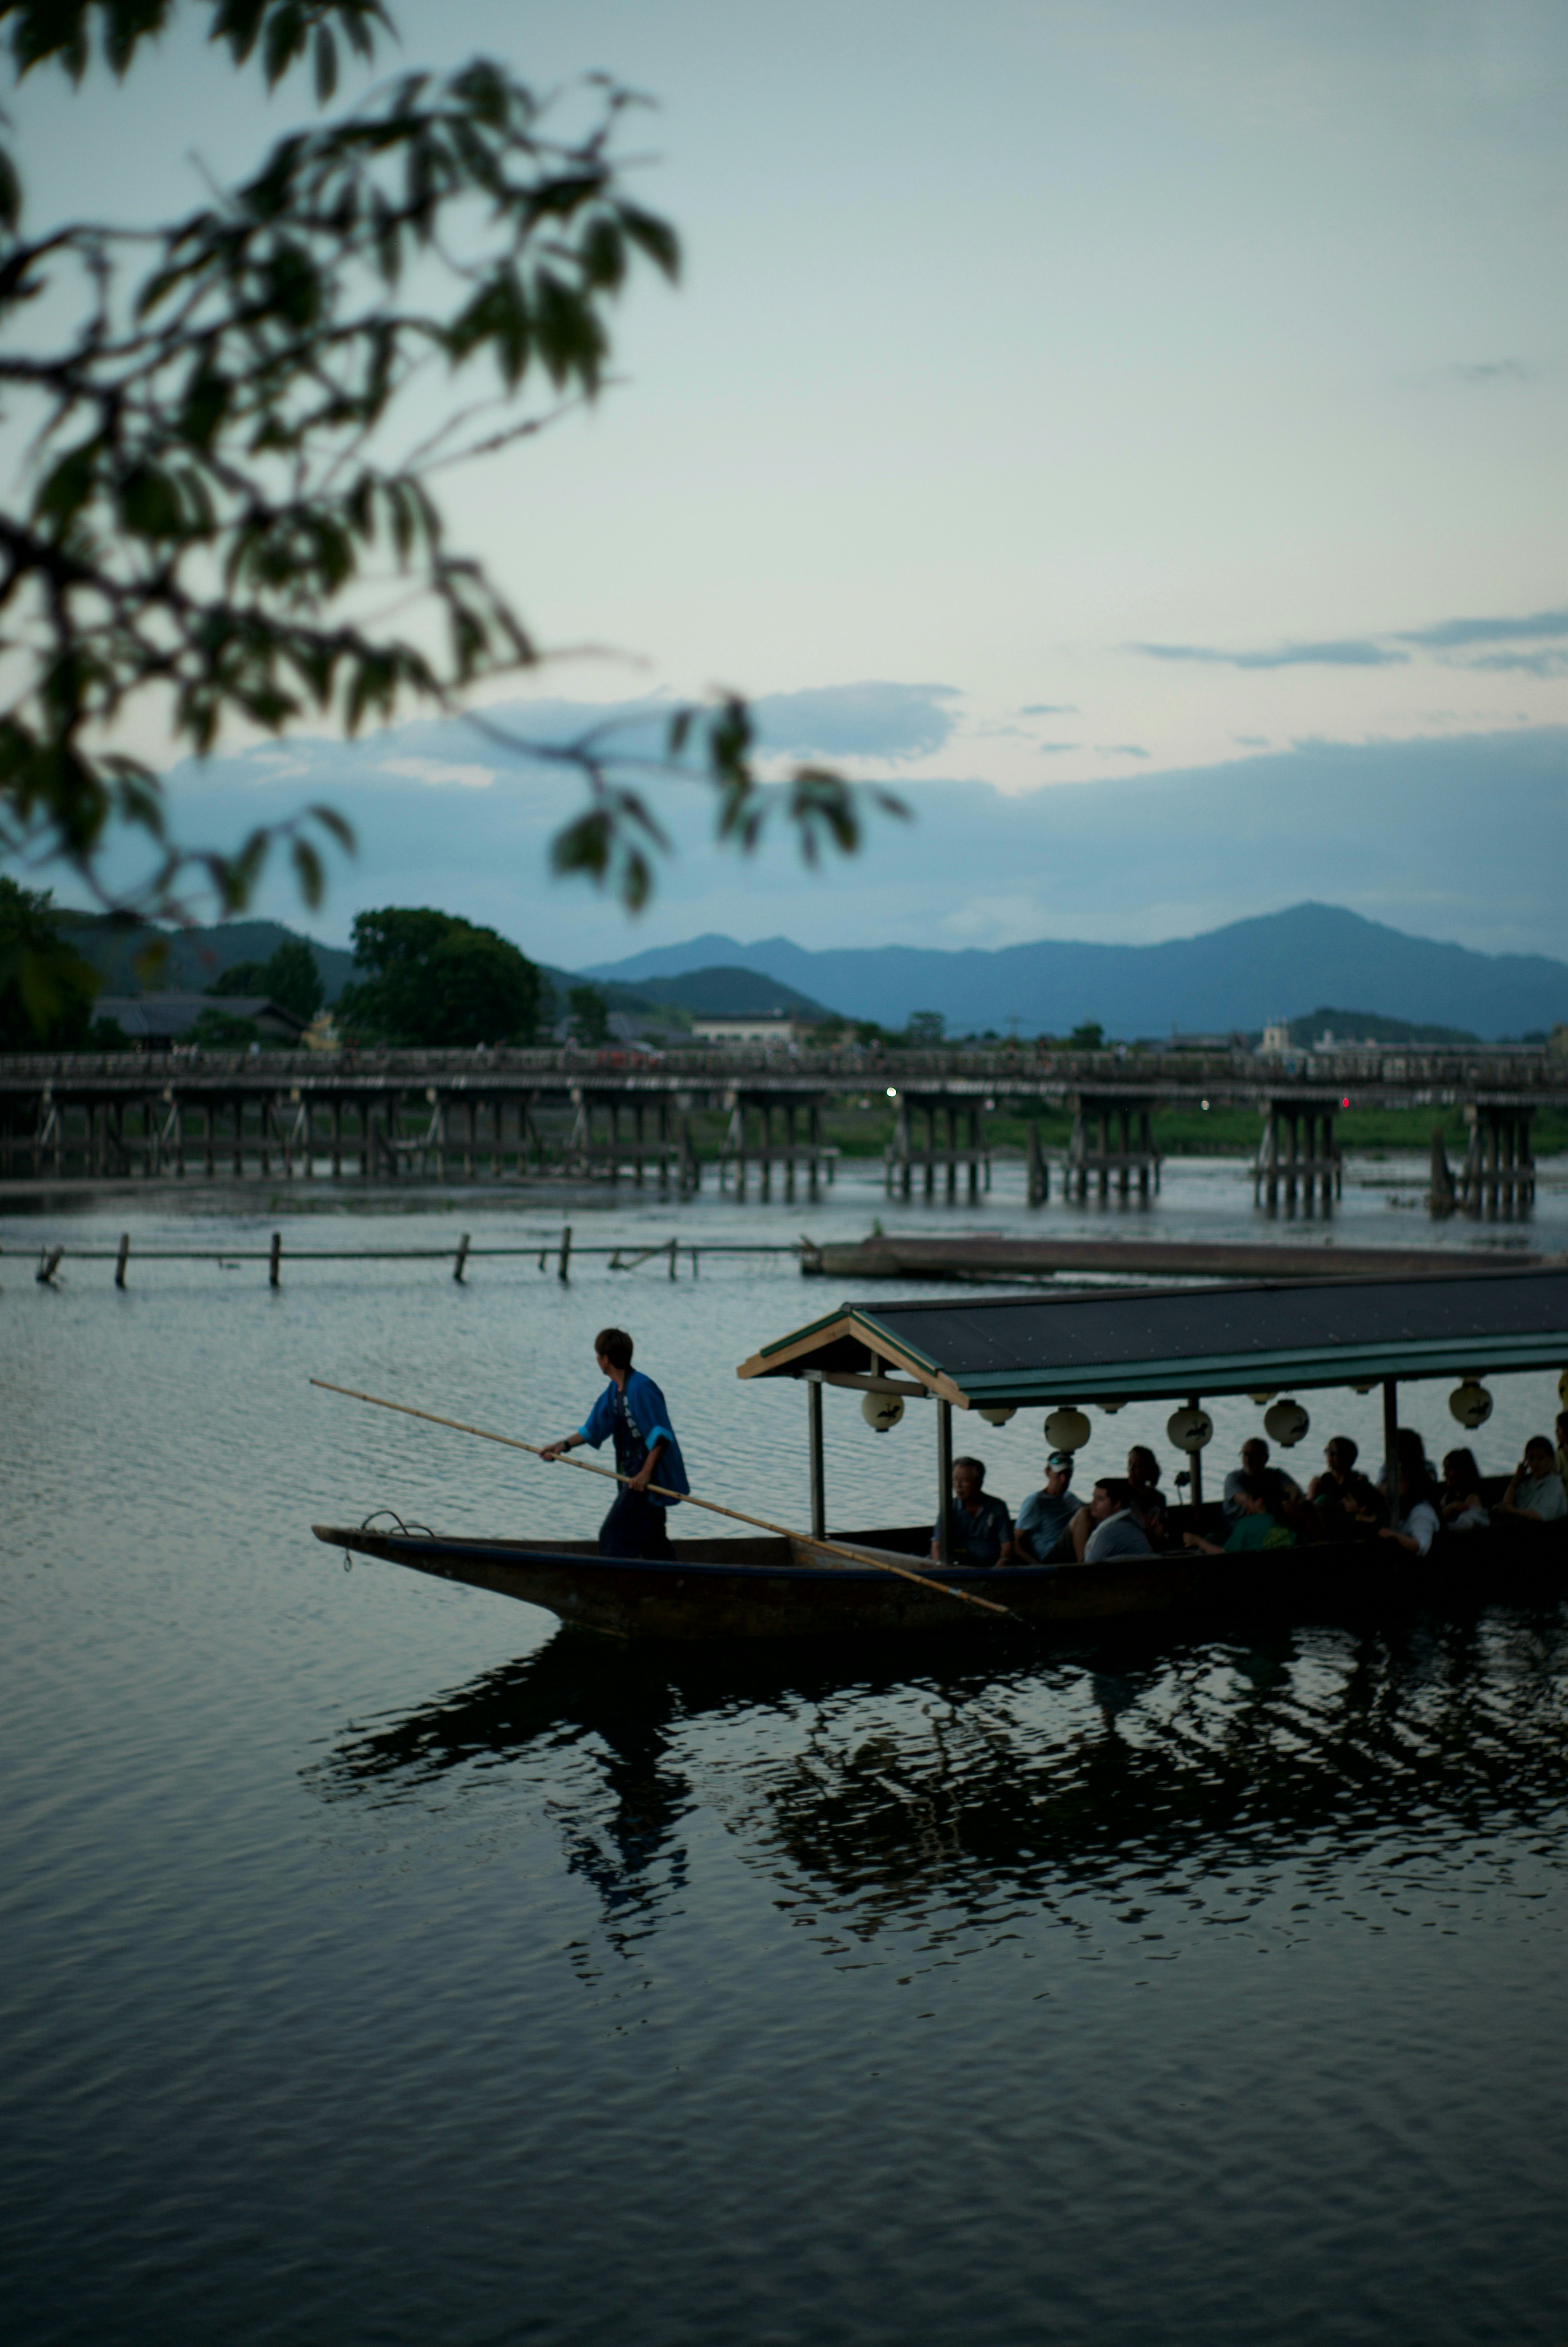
[310,1378,1025,1625]
[343,1505,436,1570]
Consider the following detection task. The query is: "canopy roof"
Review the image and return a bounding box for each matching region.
[737,1267,1568,1407]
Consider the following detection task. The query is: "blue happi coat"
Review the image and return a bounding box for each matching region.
[577,1369,690,1508]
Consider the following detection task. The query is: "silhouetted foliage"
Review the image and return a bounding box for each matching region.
[208,934,323,1018]
[0,873,99,1044]
[0,0,901,987]
[337,903,542,1045]
[566,983,610,1047]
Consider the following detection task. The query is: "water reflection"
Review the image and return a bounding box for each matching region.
[310,1606,1568,1947]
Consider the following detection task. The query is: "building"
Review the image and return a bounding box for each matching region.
[688,1012,808,1050]
[95,993,310,1046]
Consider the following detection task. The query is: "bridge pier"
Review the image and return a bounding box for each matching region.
[1065,1094,1160,1202]
[1459,1104,1534,1216]
[1255,1100,1341,1213]
[885,1094,989,1200]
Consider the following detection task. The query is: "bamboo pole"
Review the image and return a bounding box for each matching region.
[308,1377,1020,1623]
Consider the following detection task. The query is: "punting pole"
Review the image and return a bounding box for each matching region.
[1187,1394,1204,1511]
[936,1397,955,1568]
[1383,1376,1399,1518]
[806,1373,826,1540]
[310,1379,1020,1622]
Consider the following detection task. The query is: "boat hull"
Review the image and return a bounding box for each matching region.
[311,1516,1567,1641]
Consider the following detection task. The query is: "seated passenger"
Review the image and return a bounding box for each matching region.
[1379,1463,1441,1557]
[1378,1427,1434,1509]
[1499,1436,1568,1525]
[1555,1410,1568,1492]
[1015,1448,1084,1563]
[931,1455,1016,1565]
[1069,1476,1154,1564]
[1184,1470,1294,1555]
[1307,1436,1386,1538]
[1125,1445,1171,1549]
[1223,1437,1301,1526]
[1439,1447,1490,1532]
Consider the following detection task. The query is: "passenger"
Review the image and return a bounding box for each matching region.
[931,1455,1016,1565]
[1223,1436,1301,1526]
[1307,1436,1386,1538]
[1069,1476,1154,1564]
[1014,1448,1084,1563]
[1439,1447,1490,1532]
[1379,1463,1442,1558]
[1555,1409,1568,1490]
[1125,1445,1171,1548]
[1498,1436,1568,1525]
[540,1326,690,1560]
[1378,1427,1434,1509]
[1184,1470,1294,1555]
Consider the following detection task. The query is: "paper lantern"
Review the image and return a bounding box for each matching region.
[1264,1398,1310,1449]
[1449,1379,1492,1430]
[1096,1398,1127,1415]
[861,1391,904,1433]
[1247,1390,1277,1405]
[978,1405,1016,1426]
[1167,1406,1214,1453]
[1559,1366,1568,1409]
[1044,1407,1092,1452]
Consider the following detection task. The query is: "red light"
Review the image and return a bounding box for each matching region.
[1341,1095,1350,1108]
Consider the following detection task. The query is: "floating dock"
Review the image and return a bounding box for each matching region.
[800,1234,1564,1284]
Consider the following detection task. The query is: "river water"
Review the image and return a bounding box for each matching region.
[4,1156,1567,2345]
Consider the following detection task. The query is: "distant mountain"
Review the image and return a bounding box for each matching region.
[633,966,833,1020]
[58,915,359,1004]
[583,903,1568,1042]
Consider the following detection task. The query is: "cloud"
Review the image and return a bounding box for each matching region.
[747,681,962,760]
[1036,742,1082,755]
[1130,637,1409,669]
[1232,734,1270,748]
[1459,649,1568,678]
[1019,702,1078,716]
[1448,359,1532,384]
[1392,608,1568,650]
[378,756,499,789]
[1096,744,1149,759]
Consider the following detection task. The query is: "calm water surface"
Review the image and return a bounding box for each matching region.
[4,1162,1567,2345]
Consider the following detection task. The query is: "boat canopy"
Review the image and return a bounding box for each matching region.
[737,1266,1568,1408]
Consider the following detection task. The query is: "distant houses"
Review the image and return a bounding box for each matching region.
[688,1011,812,1049]
[95,993,310,1046]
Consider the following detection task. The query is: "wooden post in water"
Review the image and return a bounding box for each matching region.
[558,1224,572,1282]
[115,1232,130,1289]
[269,1231,282,1289]
[453,1233,471,1283]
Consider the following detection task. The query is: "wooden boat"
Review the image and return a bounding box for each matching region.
[317,1265,1568,1640]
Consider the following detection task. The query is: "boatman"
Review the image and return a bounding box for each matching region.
[540,1327,690,1560]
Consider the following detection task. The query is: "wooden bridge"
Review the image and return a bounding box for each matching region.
[2,1042,1562,1210]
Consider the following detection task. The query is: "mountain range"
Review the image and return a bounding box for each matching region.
[584,902,1568,1042]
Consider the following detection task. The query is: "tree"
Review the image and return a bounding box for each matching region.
[905,1009,945,1048]
[0,0,901,1023]
[209,935,323,1018]
[337,904,541,1045]
[566,983,610,1047]
[0,873,98,1044]
[1068,1021,1105,1050]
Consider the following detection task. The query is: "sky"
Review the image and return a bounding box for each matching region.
[7,0,1566,964]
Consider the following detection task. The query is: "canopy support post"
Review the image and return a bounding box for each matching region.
[1383,1376,1399,1518]
[1187,1393,1204,1511]
[806,1374,826,1540]
[936,1398,954,1567]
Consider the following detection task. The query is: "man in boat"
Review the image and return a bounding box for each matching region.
[1015,1449,1084,1563]
[1306,1436,1386,1540]
[1068,1477,1154,1563]
[1185,1471,1294,1556]
[1498,1436,1568,1525]
[540,1327,690,1559]
[1222,1437,1300,1529]
[931,1456,1017,1566]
